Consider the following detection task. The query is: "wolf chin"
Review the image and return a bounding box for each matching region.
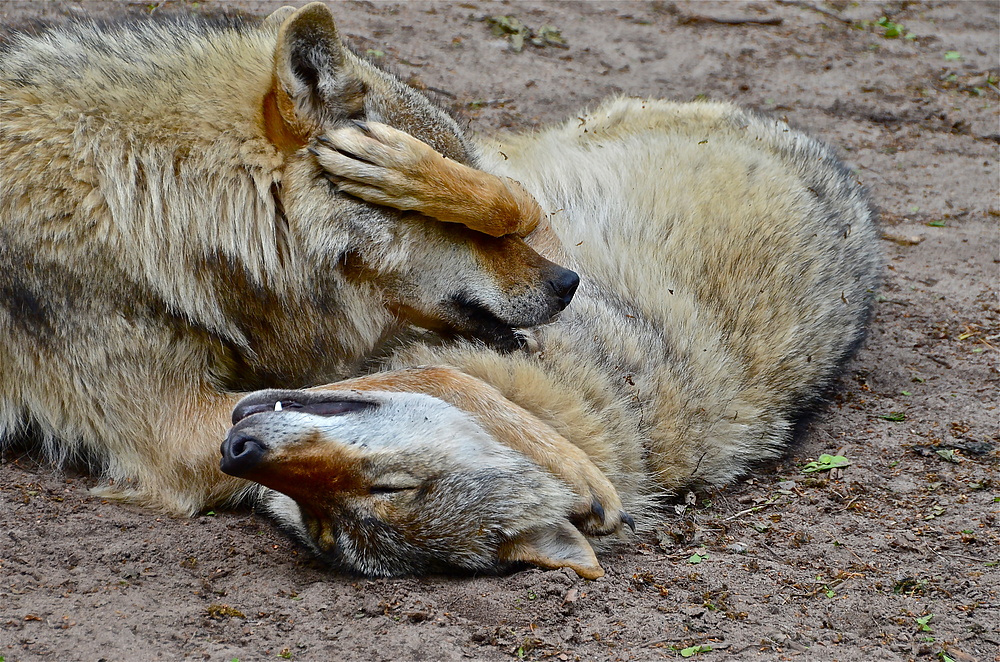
[223,97,883,578]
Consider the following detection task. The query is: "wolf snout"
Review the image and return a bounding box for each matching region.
[220,430,268,476]
[232,389,294,424]
[548,267,580,311]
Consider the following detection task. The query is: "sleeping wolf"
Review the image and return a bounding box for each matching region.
[0,3,578,515]
[221,97,882,578]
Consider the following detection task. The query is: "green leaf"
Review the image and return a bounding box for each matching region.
[688,552,706,564]
[916,614,933,632]
[680,645,713,657]
[879,412,906,422]
[944,51,962,61]
[935,449,960,463]
[927,219,946,227]
[537,25,567,47]
[801,454,851,473]
[876,17,904,39]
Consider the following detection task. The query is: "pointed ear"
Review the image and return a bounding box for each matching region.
[270,2,366,135]
[261,6,297,30]
[499,520,605,579]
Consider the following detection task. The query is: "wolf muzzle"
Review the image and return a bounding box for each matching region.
[221,390,380,476]
[220,430,268,476]
[549,266,580,311]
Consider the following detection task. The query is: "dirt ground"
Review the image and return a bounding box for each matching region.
[1,1,997,661]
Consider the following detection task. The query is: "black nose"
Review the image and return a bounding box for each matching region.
[548,267,580,310]
[220,431,268,476]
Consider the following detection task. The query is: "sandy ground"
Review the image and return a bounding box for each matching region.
[1,1,997,661]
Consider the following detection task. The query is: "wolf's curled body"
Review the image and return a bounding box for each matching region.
[0,4,582,515]
[223,97,882,578]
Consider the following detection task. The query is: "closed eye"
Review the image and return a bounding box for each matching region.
[368,473,423,496]
[369,485,416,495]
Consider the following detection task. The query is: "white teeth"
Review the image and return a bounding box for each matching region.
[274,401,283,412]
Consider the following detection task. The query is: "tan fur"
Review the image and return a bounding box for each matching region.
[331,367,624,536]
[0,4,578,514]
[317,121,544,237]
[222,97,882,577]
[2,5,881,575]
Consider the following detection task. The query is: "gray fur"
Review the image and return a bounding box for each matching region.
[234,97,882,576]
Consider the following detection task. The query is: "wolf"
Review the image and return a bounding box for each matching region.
[220,97,883,578]
[0,3,580,515]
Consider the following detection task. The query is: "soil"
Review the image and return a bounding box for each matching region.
[1,2,997,661]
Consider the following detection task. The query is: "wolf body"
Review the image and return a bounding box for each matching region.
[0,4,578,515]
[222,97,882,578]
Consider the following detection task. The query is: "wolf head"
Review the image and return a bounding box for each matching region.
[220,388,604,579]
[265,3,577,350]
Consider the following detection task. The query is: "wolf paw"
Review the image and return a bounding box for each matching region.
[573,496,635,537]
[311,122,542,237]
[310,121,435,210]
[89,483,203,517]
[562,469,633,537]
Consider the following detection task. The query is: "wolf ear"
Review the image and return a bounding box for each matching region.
[499,520,605,579]
[270,2,366,138]
[261,6,296,29]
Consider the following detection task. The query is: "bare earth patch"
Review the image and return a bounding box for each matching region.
[1,2,997,661]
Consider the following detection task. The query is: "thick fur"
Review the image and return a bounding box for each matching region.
[0,4,576,515]
[223,97,883,577]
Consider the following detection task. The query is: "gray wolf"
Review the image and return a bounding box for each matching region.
[220,97,883,578]
[0,3,577,515]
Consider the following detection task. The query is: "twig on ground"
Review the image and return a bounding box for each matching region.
[722,496,779,522]
[774,0,853,25]
[935,550,993,563]
[677,14,782,26]
[927,355,953,369]
[838,496,860,511]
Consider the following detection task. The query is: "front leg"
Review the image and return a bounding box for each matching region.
[327,367,632,536]
[310,121,543,237]
[91,388,257,516]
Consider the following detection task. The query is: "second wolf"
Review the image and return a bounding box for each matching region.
[221,97,883,578]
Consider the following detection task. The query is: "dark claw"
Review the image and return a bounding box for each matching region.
[316,135,334,147]
[307,146,320,157]
[620,511,636,533]
[351,119,372,135]
[590,497,605,523]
